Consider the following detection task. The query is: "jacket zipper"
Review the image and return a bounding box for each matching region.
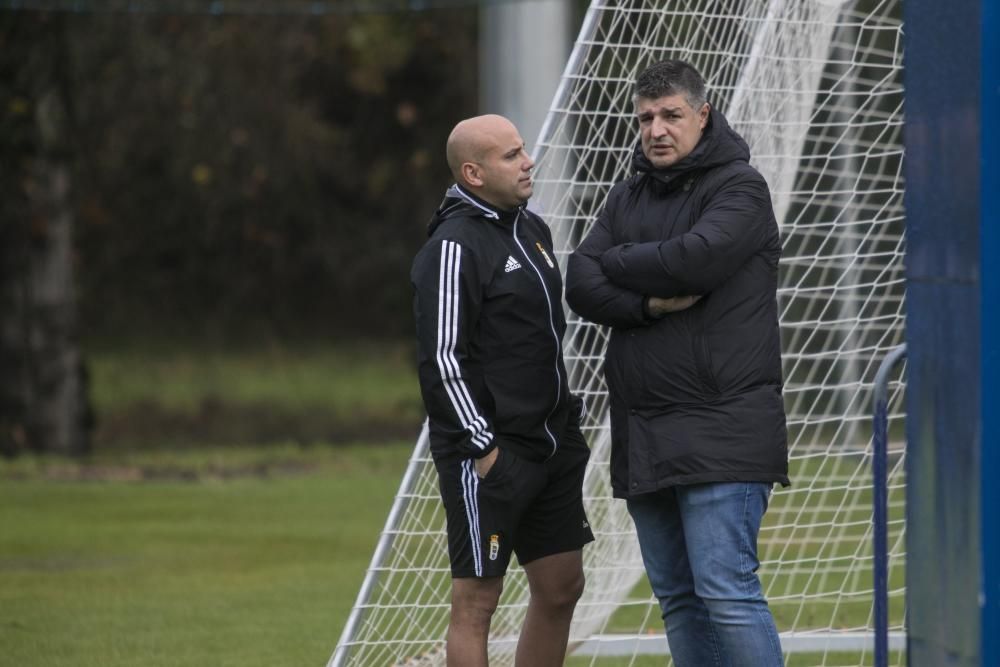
[512,211,561,457]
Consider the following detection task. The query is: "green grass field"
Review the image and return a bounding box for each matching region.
[0,443,412,667]
[3,342,418,666]
[1,447,905,667]
[85,341,423,449]
[2,343,905,666]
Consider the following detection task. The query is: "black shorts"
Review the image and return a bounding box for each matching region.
[435,427,595,578]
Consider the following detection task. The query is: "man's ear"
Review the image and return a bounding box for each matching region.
[461,162,484,187]
[699,103,710,129]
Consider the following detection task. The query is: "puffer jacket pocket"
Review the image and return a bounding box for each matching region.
[693,333,720,395]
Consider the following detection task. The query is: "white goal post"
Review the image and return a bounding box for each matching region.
[331,1,907,665]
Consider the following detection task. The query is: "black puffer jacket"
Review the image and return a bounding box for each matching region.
[411,185,583,465]
[566,107,788,498]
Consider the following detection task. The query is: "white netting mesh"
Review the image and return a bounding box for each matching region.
[332,1,906,665]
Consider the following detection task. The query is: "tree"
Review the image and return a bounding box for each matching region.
[0,7,480,454]
[1,12,90,456]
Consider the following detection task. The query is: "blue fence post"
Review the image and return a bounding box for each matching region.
[871,343,907,667]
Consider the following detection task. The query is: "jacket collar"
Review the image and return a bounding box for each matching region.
[448,184,523,223]
[427,184,524,236]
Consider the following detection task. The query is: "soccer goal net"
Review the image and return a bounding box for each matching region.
[330,1,907,665]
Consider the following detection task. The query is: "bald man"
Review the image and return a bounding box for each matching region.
[411,115,594,666]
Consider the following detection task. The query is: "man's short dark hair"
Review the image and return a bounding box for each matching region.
[634,60,707,110]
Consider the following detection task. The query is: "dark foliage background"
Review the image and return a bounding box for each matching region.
[4,9,478,344]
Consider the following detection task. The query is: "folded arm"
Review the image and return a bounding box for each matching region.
[565,199,653,329]
[600,173,773,296]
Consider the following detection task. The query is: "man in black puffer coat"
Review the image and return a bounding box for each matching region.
[566,60,788,667]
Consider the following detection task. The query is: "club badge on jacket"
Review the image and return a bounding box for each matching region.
[535,242,555,269]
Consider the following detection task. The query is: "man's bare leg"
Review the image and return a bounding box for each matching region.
[515,550,586,667]
[447,575,503,667]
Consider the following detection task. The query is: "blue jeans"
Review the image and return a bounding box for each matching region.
[626,482,783,667]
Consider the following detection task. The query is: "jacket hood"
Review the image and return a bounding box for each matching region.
[631,106,750,185]
[427,184,522,236]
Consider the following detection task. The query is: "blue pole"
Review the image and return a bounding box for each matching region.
[904,1,985,663]
[872,344,906,667]
[981,0,1000,659]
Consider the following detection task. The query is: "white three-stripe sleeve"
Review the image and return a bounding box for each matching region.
[431,240,494,454]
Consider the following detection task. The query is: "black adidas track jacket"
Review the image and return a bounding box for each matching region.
[411,185,583,464]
